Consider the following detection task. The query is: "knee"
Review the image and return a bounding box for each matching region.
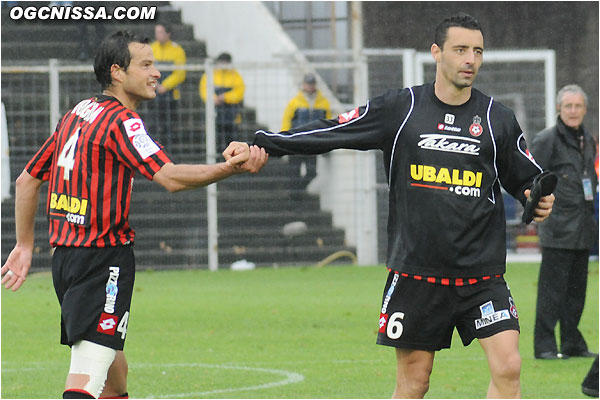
[396,376,430,398]
[396,366,432,397]
[68,341,117,398]
[493,352,521,382]
[408,373,431,396]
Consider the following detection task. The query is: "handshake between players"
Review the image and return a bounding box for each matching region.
[223,141,269,174]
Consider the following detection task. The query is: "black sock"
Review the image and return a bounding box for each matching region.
[100,393,129,399]
[63,389,95,399]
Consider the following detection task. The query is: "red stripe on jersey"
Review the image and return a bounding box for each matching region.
[482,276,491,280]
[414,275,422,280]
[441,278,450,286]
[157,150,172,165]
[25,132,56,180]
[427,277,436,283]
[49,219,60,245]
[74,122,91,247]
[84,117,102,247]
[56,221,68,246]
[455,278,464,286]
[468,278,478,284]
[105,154,118,247]
[122,172,133,241]
[113,166,126,242]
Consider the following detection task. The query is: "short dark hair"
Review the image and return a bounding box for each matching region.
[216,52,232,63]
[434,13,483,49]
[303,73,316,84]
[156,23,173,34]
[94,31,150,90]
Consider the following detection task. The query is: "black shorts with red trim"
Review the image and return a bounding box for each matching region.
[376,270,520,351]
[52,245,135,350]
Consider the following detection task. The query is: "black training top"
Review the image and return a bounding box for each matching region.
[254,82,542,277]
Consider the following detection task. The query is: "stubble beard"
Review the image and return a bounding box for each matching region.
[453,75,475,90]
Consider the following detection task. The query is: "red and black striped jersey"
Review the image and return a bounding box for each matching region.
[26,95,172,247]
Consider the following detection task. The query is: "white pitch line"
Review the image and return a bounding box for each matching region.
[140,363,304,399]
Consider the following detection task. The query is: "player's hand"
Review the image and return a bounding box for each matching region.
[223,143,268,174]
[237,145,268,174]
[223,141,250,167]
[524,189,554,222]
[1,244,33,291]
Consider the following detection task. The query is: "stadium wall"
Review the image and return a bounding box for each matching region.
[172,1,376,260]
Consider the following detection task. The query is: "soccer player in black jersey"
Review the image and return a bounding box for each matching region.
[1,31,267,399]
[252,14,555,398]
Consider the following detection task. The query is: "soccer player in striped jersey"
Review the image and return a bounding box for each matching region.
[1,31,267,399]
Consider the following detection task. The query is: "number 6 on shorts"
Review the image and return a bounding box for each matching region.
[387,312,405,339]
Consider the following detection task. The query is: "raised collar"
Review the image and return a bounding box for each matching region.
[556,116,584,148]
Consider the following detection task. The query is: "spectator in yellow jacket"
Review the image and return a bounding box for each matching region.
[281,73,331,191]
[148,24,187,147]
[200,53,245,150]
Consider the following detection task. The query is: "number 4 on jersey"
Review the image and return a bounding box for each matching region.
[56,129,80,181]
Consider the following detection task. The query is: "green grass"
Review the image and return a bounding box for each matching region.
[2,262,598,398]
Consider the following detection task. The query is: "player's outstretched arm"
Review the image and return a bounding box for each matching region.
[1,170,44,291]
[153,143,268,192]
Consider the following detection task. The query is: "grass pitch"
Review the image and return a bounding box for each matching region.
[1,262,598,398]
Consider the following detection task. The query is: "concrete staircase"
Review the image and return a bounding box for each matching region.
[1,2,355,270]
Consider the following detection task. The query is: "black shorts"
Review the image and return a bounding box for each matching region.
[52,245,135,350]
[376,271,519,351]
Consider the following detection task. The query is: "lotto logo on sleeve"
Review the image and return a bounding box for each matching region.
[97,313,118,335]
[123,118,147,137]
[338,107,360,123]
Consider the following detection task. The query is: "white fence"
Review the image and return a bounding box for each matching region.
[1,49,555,270]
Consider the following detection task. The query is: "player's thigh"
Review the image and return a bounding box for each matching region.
[479,329,520,364]
[395,347,435,376]
[455,278,520,347]
[377,271,454,351]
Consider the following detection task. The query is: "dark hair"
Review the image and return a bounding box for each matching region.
[94,31,150,90]
[434,13,483,49]
[303,73,316,84]
[156,23,173,34]
[216,52,232,63]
